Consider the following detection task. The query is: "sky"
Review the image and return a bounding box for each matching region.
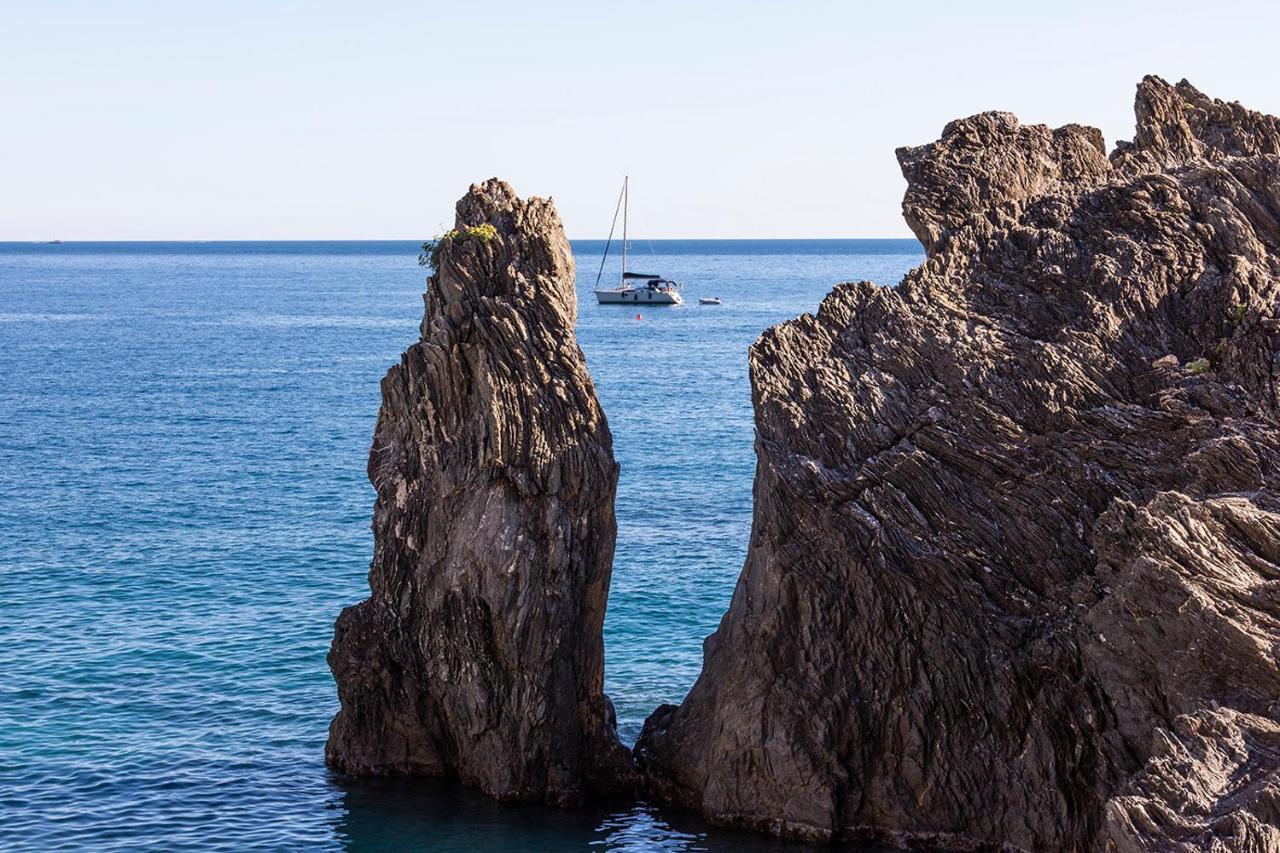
[3,1,1279,240]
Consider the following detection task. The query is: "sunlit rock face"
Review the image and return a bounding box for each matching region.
[326,179,632,806]
[636,77,1280,850]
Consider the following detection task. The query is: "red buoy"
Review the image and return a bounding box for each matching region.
[636,313,642,321]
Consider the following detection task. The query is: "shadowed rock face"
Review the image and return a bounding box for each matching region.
[325,179,632,805]
[636,77,1280,850]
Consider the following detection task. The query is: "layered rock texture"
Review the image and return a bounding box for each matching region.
[636,77,1280,850]
[326,179,631,804]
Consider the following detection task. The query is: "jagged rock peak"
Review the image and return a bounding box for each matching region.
[1116,75,1280,172]
[430,178,578,326]
[897,112,1110,256]
[637,77,1280,850]
[326,179,632,805]
[895,74,1280,260]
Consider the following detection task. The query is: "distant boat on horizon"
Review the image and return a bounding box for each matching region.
[593,177,683,306]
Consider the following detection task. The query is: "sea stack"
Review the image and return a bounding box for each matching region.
[326,179,632,804]
[636,77,1280,850]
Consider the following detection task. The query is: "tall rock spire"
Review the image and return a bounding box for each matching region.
[326,179,632,804]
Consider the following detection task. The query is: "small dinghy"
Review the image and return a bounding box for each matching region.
[698,297,722,305]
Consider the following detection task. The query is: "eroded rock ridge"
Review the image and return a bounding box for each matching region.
[636,77,1280,851]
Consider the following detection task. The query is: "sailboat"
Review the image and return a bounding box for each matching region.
[593,177,682,305]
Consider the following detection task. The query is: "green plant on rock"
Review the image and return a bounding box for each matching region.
[463,223,498,243]
[419,229,456,269]
[1212,338,1229,364]
[1228,301,1248,323]
[418,224,499,270]
[1187,357,1211,375]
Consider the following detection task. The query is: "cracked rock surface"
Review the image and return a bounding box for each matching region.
[635,77,1280,850]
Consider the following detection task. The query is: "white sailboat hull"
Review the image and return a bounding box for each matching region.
[594,288,682,305]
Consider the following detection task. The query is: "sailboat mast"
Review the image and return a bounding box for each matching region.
[616,174,622,284]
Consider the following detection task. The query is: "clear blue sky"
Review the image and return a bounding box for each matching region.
[3,1,1278,240]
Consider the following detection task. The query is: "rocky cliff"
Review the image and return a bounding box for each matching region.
[326,179,631,804]
[636,77,1280,850]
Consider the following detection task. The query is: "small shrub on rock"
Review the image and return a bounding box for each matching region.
[419,224,500,270]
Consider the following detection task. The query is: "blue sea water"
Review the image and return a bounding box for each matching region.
[0,239,923,851]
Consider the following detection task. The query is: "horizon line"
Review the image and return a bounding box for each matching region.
[0,236,923,244]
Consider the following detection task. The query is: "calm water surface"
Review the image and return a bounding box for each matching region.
[0,239,922,850]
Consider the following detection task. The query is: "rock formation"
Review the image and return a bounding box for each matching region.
[636,77,1280,850]
[326,179,632,805]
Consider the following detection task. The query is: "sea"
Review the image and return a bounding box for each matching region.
[0,239,923,851]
